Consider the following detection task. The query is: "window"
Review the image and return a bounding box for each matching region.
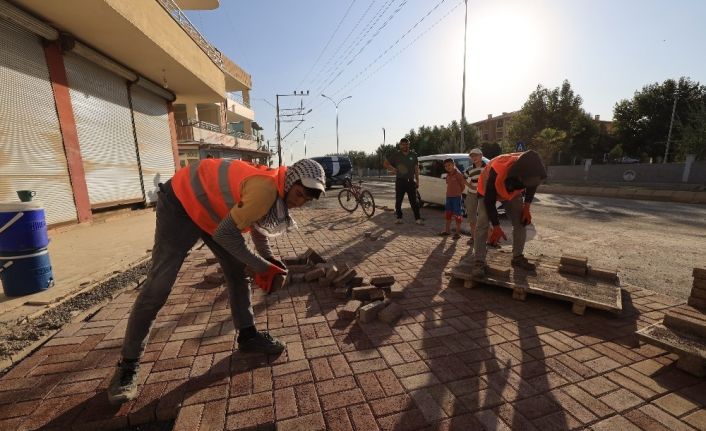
[454,158,471,173]
[420,160,444,177]
[496,119,504,128]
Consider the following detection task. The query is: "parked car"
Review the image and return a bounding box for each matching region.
[417,153,502,216]
[311,156,353,189]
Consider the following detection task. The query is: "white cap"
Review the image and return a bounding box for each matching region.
[469,148,482,155]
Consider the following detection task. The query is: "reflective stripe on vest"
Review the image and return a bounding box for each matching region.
[172,159,287,234]
[477,153,524,202]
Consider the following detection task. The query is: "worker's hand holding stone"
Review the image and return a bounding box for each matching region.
[521,203,532,226]
[254,264,287,294]
[266,256,287,271]
[487,225,507,246]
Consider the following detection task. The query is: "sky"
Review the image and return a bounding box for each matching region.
[186,0,706,163]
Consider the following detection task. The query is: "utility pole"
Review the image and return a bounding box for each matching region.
[664,89,678,164]
[276,91,310,166]
[460,0,468,153]
[302,126,314,158]
[321,94,352,155]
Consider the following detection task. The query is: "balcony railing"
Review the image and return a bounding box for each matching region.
[157,0,252,88]
[177,119,257,143]
[228,92,250,109]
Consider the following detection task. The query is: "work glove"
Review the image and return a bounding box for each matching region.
[254,263,287,294]
[266,256,287,271]
[487,225,507,246]
[521,203,532,226]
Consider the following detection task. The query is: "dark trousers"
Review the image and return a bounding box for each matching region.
[121,181,254,360]
[394,177,421,220]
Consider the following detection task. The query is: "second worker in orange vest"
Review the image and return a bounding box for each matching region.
[107,158,327,405]
[472,150,547,277]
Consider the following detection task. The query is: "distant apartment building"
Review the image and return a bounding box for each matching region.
[471,111,613,145]
[0,0,266,226]
[471,111,519,144]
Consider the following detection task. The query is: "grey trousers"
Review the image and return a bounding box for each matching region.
[473,195,526,263]
[121,183,254,360]
[464,193,480,228]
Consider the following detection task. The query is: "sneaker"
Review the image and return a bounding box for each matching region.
[238,331,286,354]
[471,261,486,278]
[439,231,450,237]
[453,233,461,239]
[511,255,536,271]
[415,219,425,225]
[395,219,403,224]
[107,360,140,405]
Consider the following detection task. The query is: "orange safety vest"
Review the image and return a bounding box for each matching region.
[171,159,287,234]
[477,152,524,202]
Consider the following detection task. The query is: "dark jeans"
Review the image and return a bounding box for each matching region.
[121,180,254,360]
[394,177,421,220]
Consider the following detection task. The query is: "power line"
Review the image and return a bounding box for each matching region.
[306,0,378,90]
[296,0,357,88]
[327,0,460,102]
[311,0,401,94]
[315,0,410,97]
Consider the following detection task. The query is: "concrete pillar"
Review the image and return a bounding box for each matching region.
[683,154,696,183]
[44,40,92,223]
[184,103,199,122]
[242,89,251,107]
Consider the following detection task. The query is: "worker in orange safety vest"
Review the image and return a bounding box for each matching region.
[108,158,326,405]
[472,150,547,278]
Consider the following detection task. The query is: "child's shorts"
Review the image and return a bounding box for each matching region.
[445,196,463,219]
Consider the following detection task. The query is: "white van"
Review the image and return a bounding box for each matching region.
[417,153,473,207]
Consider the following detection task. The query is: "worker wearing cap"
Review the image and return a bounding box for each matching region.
[472,150,547,277]
[108,158,326,405]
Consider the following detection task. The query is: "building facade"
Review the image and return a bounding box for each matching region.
[0,0,260,226]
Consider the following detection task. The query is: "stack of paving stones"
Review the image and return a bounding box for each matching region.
[559,255,619,283]
[637,267,706,376]
[284,249,404,325]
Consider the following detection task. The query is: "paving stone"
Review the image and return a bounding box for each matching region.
[359,300,386,323]
[325,265,339,282]
[305,267,326,282]
[352,285,380,300]
[688,296,706,311]
[693,267,706,280]
[558,263,587,277]
[370,275,395,287]
[339,300,362,319]
[588,266,619,283]
[387,284,404,298]
[334,268,357,288]
[560,255,588,268]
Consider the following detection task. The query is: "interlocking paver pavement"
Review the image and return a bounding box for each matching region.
[0,207,705,430]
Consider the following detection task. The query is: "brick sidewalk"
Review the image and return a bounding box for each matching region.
[0,207,704,430]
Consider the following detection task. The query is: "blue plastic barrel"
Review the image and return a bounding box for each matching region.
[0,202,49,254]
[0,249,54,296]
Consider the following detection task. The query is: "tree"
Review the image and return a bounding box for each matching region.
[532,128,567,165]
[677,103,706,160]
[402,120,479,156]
[613,77,706,161]
[481,142,502,158]
[607,143,624,162]
[508,80,600,163]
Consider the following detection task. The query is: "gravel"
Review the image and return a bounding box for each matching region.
[0,259,152,361]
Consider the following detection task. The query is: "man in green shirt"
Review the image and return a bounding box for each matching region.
[384,138,423,224]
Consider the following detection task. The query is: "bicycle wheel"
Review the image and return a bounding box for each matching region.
[360,190,375,217]
[338,188,359,212]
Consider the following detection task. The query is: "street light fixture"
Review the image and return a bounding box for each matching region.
[321,94,352,155]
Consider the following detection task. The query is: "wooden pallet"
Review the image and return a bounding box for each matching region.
[637,323,706,377]
[447,253,622,315]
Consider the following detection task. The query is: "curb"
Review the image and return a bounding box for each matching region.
[539,185,706,205]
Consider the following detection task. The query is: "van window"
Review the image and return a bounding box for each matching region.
[420,160,444,178]
[454,158,471,173]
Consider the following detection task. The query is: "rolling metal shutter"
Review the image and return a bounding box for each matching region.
[130,86,175,203]
[63,52,143,208]
[0,18,77,225]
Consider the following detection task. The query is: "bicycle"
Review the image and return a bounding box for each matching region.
[338,180,375,217]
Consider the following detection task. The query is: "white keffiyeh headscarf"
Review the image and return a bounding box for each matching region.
[253,159,326,237]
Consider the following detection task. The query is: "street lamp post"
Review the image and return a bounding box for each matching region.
[460,0,468,152]
[302,126,314,158]
[321,94,352,155]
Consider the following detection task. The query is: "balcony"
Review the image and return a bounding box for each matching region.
[225,93,254,121]
[176,120,259,150]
